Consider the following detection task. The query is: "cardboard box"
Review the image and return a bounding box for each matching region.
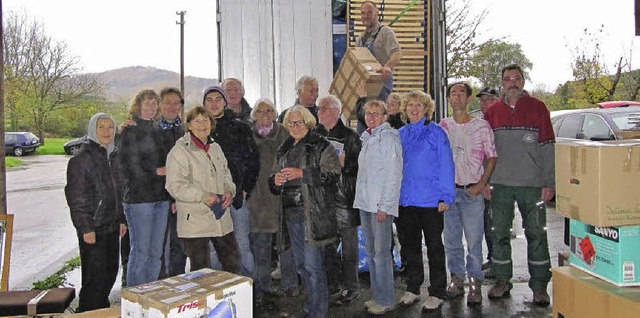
[569,219,640,286]
[121,269,252,318]
[63,306,121,317]
[555,140,640,227]
[329,47,384,120]
[552,266,640,318]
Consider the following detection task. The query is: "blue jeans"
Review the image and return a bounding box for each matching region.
[444,189,485,280]
[287,220,328,318]
[360,210,395,307]
[124,201,170,286]
[231,200,255,278]
[250,232,272,297]
[279,246,299,290]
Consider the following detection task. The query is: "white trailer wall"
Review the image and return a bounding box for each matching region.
[218,0,333,113]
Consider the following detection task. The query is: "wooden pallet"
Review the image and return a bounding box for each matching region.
[347,0,431,96]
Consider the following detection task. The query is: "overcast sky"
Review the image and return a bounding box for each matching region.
[4,0,639,91]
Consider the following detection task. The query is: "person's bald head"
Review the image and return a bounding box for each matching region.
[361,1,379,30]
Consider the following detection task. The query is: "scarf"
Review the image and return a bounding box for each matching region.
[190,132,211,159]
[159,117,182,130]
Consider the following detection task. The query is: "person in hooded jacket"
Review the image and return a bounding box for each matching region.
[65,113,126,312]
[117,89,170,287]
[165,106,239,273]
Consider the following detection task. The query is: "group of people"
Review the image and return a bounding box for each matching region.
[64,1,556,317]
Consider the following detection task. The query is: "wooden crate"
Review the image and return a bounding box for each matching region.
[330,47,384,119]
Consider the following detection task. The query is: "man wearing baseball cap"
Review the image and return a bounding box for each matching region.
[476,87,498,117]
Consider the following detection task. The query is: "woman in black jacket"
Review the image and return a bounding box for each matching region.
[117,89,170,287]
[65,113,126,312]
[268,105,341,318]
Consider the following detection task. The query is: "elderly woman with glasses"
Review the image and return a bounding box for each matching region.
[353,100,403,315]
[268,105,341,318]
[248,98,299,304]
[165,106,239,273]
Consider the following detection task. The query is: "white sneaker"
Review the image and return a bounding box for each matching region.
[271,266,281,280]
[422,296,444,311]
[364,300,374,309]
[367,302,395,315]
[399,291,419,306]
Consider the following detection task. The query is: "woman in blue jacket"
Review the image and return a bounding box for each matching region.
[396,91,455,312]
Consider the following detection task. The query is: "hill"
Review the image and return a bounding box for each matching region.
[93,66,216,108]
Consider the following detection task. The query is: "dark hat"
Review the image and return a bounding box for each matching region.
[202,85,228,106]
[476,87,497,98]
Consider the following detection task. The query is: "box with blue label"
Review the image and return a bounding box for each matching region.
[569,219,640,286]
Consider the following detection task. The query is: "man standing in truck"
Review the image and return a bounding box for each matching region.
[357,1,402,102]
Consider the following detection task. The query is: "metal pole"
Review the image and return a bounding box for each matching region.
[0,0,8,215]
[176,11,186,99]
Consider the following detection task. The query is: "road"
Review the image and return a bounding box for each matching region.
[6,154,77,290]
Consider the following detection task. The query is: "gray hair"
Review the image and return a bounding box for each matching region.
[250,98,278,121]
[318,95,342,110]
[295,75,318,93]
[221,78,245,96]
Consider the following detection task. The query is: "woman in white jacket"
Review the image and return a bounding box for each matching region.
[165,106,239,272]
[353,100,403,315]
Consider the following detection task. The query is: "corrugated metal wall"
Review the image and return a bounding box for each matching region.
[218,0,333,113]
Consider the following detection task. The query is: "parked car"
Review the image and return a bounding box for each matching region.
[597,101,640,108]
[4,132,41,156]
[551,107,640,141]
[63,135,88,155]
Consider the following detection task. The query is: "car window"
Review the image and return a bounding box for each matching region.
[610,113,640,130]
[5,134,17,142]
[552,117,564,136]
[582,114,612,140]
[25,133,37,139]
[557,114,582,139]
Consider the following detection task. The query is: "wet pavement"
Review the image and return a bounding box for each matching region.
[7,155,565,317]
[63,203,565,317]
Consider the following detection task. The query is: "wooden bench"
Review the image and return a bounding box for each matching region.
[0,288,75,316]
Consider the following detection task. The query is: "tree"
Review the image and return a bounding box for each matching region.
[467,41,533,89]
[569,27,624,104]
[445,0,496,78]
[3,11,104,143]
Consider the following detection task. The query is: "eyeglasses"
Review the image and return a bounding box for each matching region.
[287,120,305,128]
[364,111,385,117]
[502,76,523,82]
[256,109,274,114]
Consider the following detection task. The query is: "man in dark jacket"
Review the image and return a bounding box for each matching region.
[157,87,187,278]
[315,95,363,305]
[278,75,320,124]
[222,78,253,124]
[203,85,260,278]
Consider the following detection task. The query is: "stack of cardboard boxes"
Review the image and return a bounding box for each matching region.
[120,268,252,318]
[554,140,640,317]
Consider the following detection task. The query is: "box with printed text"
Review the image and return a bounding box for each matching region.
[569,218,640,286]
[121,268,252,318]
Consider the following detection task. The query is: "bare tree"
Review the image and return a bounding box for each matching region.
[445,0,495,78]
[3,11,104,143]
[569,27,624,104]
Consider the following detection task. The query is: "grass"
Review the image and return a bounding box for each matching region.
[32,256,81,290]
[5,157,22,167]
[35,137,68,155]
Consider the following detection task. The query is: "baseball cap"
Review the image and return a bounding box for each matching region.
[476,87,497,98]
